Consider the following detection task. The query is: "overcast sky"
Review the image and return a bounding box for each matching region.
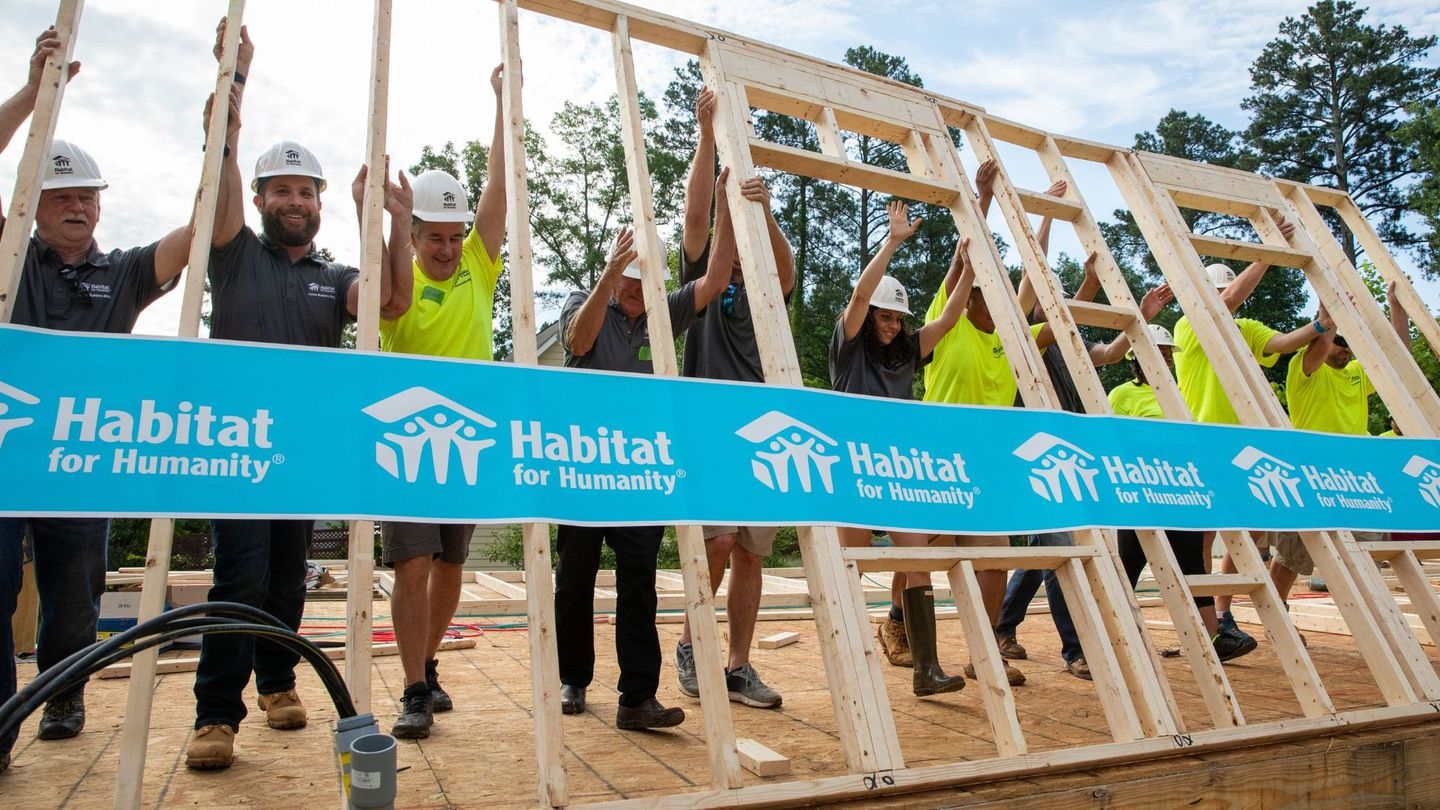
[3,0,1438,336]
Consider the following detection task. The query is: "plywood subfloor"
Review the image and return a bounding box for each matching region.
[3,594,1437,808]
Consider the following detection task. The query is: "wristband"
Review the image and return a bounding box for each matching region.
[201,143,232,158]
[233,71,247,86]
[1313,320,1326,334]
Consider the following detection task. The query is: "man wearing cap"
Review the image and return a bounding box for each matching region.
[185,23,411,770]
[0,27,194,768]
[672,87,795,711]
[1269,288,1408,605]
[1172,236,1330,654]
[554,181,734,729]
[382,65,509,740]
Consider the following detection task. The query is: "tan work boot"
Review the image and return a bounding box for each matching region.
[876,617,913,668]
[185,724,236,770]
[257,689,307,730]
[964,660,1027,686]
[995,634,1027,660]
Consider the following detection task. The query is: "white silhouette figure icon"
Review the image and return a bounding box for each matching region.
[0,381,39,452]
[1403,455,1440,509]
[364,387,496,485]
[736,411,839,494]
[1013,433,1099,503]
[1232,446,1304,508]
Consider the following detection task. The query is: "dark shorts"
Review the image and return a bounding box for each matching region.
[381,522,474,566]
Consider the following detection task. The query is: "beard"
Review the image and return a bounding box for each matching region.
[261,208,320,247]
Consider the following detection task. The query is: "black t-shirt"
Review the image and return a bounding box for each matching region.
[1021,338,1094,413]
[10,235,169,333]
[559,282,699,373]
[829,320,929,400]
[208,226,358,347]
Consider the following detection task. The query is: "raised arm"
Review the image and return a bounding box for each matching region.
[695,169,737,310]
[1265,306,1333,356]
[566,227,635,357]
[347,160,414,319]
[1389,280,1412,347]
[0,28,80,157]
[1034,179,1065,256]
[1302,307,1335,376]
[681,87,717,265]
[737,175,796,296]
[1219,217,1296,313]
[473,64,507,263]
[975,159,997,218]
[211,20,251,249]
[841,200,919,341]
[918,237,972,356]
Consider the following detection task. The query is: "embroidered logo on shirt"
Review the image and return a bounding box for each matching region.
[306,282,338,300]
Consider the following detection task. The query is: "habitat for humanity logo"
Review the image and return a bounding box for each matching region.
[1403,455,1440,508]
[736,410,977,508]
[363,387,495,485]
[1232,447,1304,508]
[735,410,839,494]
[1014,433,1099,503]
[1233,445,1392,512]
[0,380,39,451]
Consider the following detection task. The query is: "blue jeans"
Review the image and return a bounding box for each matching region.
[993,532,1082,664]
[193,519,311,730]
[0,517,109,758]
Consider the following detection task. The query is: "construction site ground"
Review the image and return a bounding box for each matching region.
[7,588,1440,808]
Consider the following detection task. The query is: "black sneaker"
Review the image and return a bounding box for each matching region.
[425,658,452,713]
[37,696,85,740]
[391,682,434,739]
[1213,631,1257,662]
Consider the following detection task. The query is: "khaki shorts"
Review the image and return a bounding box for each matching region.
[702,525,778,556]
[1273,530,1385,576]
[382,521,474,566]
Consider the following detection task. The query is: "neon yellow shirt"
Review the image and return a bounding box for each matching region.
[381,229,502,360]
[1380,430,1398,437]
[1108,380,1165,420]
[922,281,1015,407]
[1286,344,1374,435]
[1173,315,1279,424]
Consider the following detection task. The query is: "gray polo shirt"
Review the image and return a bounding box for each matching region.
[209,226,358,347]
[560,282,699,373]
[8,234,169,333]
[679,237,787,384]
[829,320,929,400]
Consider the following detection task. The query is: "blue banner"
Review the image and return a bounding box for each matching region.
[1,324,1438,534]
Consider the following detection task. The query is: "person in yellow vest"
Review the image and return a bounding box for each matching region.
[379,65,510,740]
[1173,240,1332,655]
[1270,287,1410,605]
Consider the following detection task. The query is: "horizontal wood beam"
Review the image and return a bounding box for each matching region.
[1017,187,1084,221]
[1166,187,1261,219]
[843,546,1099,573]
[1188,232,1311,268]
[749,139,961,204]
[1067,299,1137,331]
[1184,574,1267,598]
[1360,542,1440,560]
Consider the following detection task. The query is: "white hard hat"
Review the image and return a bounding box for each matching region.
[869,275,911,315]
[1127,323,1176,359]
[251,141,327,192]
[622,260,643,280]
[1205,262,1235,289]
[410,170,472,223]
[42,139,107,190]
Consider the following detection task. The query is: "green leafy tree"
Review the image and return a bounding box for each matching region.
[1399,101,1440,278]
[1242,0,1440,264]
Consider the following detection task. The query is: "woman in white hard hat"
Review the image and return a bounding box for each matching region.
[830,200,973,698]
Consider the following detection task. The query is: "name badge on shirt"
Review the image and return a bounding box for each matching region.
[421,286,445,305]
[638,346,652,362]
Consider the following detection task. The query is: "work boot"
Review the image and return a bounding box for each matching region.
[675,642,699,698]
[1065,656,1092,681]
[964,660,1027,686]
[995,634,1027,660]
[37,695,85,740]
[185,724,236,770]
[902,586,965,697]
[256,689,307,730]
[616,698,685,730]
[391,682,434,740]
[425,658,453,713]
[876,617,913,668]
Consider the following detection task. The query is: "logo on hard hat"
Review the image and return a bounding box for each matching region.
[284,149,301,165]
[441,191,456,208]
[52,155,73,174]
[363,387,496,486]
[1014,432,1100,504]
[735,411,839,495]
